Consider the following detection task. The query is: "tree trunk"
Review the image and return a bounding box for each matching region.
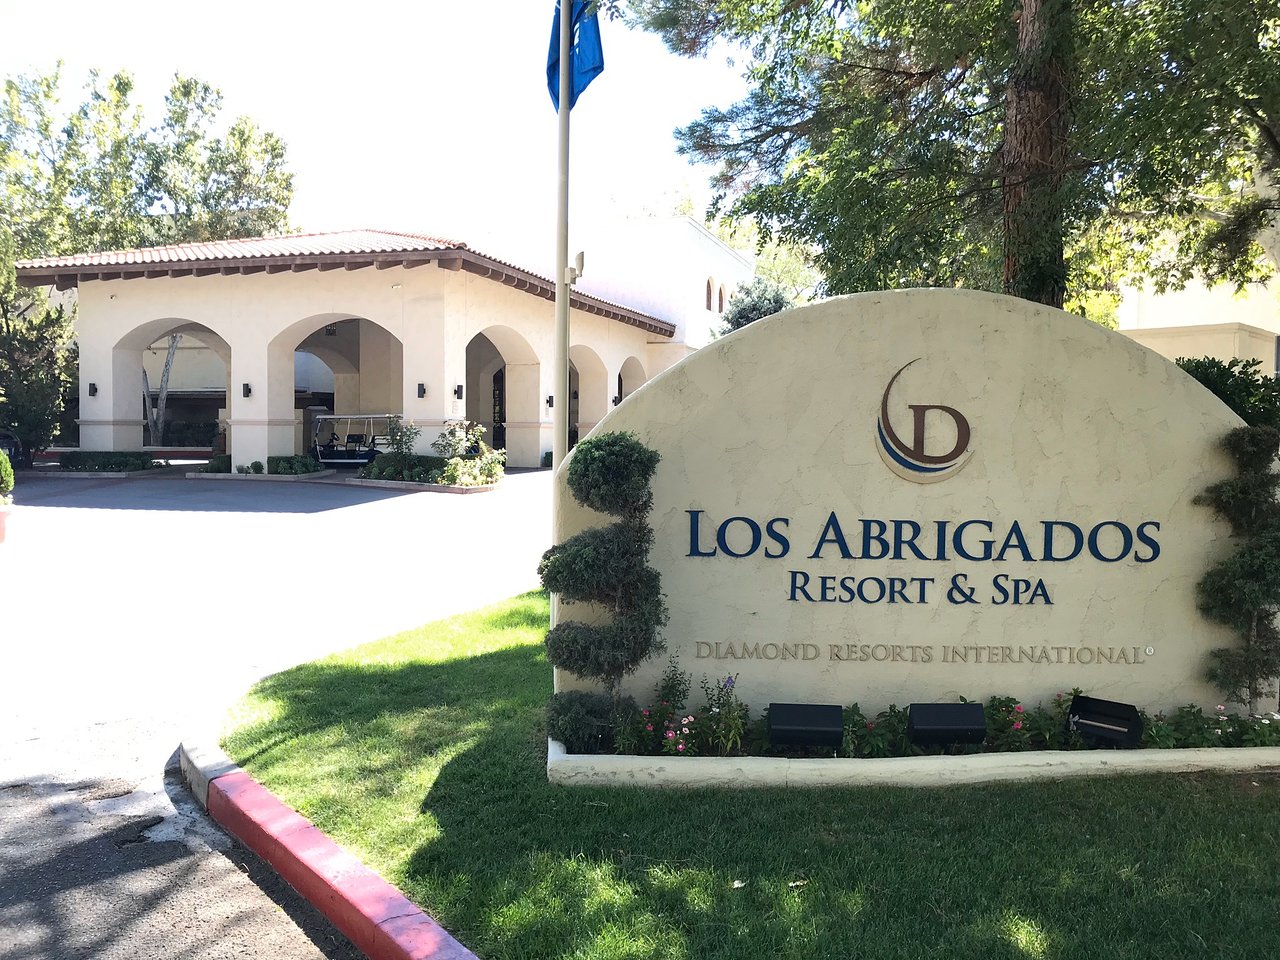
[1002,0,1072,308]
[142,333,181,445]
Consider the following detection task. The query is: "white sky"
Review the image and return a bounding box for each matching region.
[0,0,747,272]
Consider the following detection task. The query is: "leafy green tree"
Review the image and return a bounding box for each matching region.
[1177,357,1280,429]
[629,0,1279,310]
[0,67,293,456]
[721,277,795,333]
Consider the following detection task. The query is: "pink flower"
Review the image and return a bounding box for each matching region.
[642,709,650,716]
[666,730,675,739]
[677,743,685,752]
[1014,705,1024,713]
[1217,705,1226,712]
[1012,721,1023,730]
[645,724,653,732]
[682,727,689,734]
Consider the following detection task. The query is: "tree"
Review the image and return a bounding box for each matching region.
[0,67,293,455]
[721,277,795,333]
[629,0,1280,311]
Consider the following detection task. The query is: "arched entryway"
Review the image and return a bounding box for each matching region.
[619,355,647,403]
[103,318,233,452]
[261,313,404,461]
[465,325,541,467]
[569,344,608,446]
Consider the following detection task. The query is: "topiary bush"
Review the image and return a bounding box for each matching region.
[201,455,231,474]
[545,690,632,754]
[540,432,667,720]
[0,449,13,505]
[1195,425,1280,709]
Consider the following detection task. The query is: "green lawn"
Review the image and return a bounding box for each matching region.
[222,592,1280,960]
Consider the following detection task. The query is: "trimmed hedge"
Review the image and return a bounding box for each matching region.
[0,449,13,502]
[60,451,159,472]
[267,455,323,475]
[357,453,449,482]
[200,455,231,474]
[163,421,220,446]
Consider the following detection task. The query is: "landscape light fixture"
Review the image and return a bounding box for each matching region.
[417,383,427,399]
[767,702,843,749]
[88,383,98,397]
[612,395,621,406]
[453,385,464,400]
[906,703,987,746]
[242,383,252,398]
[546,395,555,408]
[1068,694,1143,748]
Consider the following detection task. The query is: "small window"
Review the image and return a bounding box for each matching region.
[718,285,726,313]
[706,278,714,311]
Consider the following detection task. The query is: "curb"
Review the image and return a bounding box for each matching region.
[183,470,337,482]
[180,740,477,960]
[341,478,496,494]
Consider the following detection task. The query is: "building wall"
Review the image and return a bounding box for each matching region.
[1118,278,1280,333]
[1121,323,1278,376]
[74,263,661,469]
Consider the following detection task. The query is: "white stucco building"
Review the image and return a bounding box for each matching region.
[16,222,753,469]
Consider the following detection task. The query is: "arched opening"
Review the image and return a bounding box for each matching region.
[266,313,403,459]
[719,285,727,313]
[619,355,647,402]
[465,325,541,467]
[569,344,608,444]
[706,278,714,311]
[109,318,233,451]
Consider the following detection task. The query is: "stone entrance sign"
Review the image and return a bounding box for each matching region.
[554,290,1242,712]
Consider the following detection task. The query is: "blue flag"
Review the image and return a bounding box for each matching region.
[547,1,604,110]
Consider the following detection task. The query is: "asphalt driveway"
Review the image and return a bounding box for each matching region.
[0,469,552,958]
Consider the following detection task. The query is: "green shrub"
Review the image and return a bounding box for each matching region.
[267,455,323,475]
[250,460,265,474]
[541,450,553,468]
[566,431,661,520]
[545,690,629,754]
[385,416,422,456]
[357,453,448,481]
[60,451,158,472]
[1194,425,1280,708]
[432,419,486,457]
[163,421,220,446]
[540,432,667,699]
[201,455,231,474]
[0,449,13,504]
[1177,356,1280,428]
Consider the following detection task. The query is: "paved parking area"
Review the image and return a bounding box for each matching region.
[0,469,552,958]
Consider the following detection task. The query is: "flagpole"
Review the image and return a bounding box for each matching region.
[552,1,572,522]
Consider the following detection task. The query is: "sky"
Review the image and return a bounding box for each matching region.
[0,0,748,272]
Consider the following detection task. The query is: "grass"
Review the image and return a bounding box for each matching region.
[222,591,1280,960]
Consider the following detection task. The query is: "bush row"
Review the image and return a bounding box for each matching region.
[267,455,323,475]
[201,455,231,474]
[60,451,160,472]
[162,421,220,446]
[357,450,505,486]
[550,666,1280,757]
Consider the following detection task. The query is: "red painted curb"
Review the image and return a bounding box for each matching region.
[207,771,477,960]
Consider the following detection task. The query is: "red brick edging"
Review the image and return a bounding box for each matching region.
[207,771,477,960]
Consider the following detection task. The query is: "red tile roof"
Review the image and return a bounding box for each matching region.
[15,229,467,269]
[14,229,675,338]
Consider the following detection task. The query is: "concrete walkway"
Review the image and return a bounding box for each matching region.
[0,469,552,958]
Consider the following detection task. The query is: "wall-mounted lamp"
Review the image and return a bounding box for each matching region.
[571,390,579,400]
[612,395,621,406]
[417,383,427,399]
[546,395,554,408]
[453,384,464,400]
[88,383,98,397]
[391,282,402,290]
[242,383,252,398]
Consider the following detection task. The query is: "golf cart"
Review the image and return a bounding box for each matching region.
[310,414,396,468]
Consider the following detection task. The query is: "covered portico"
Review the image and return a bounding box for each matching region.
[17,230,674,469]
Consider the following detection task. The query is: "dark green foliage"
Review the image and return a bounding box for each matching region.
[538,523,652,605]
[163,420,220,446]
[545,690,626,754]
[542,432,667,700]
[721,278,794,334]
[565,432,661,521]
[267,455,323,475]
[358,453,449,482]
[201,455,231,474]
[541,450,553,469]
[0,449,13,499]
[249,460,264,474]
[1177,358,1280,429]
[1194,425,1280,707]
[59,450,156,471]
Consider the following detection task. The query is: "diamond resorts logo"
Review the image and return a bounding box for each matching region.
[876,358,973,483]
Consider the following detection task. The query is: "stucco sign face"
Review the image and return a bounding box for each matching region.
[555,290,1242,712]
[876,358,973,483]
